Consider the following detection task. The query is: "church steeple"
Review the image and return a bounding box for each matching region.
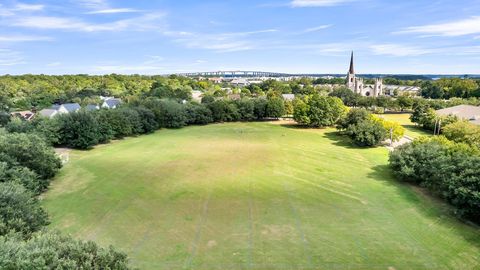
[346,51,356,92]
[349,51,355,74]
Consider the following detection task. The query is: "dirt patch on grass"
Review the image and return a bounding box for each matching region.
[206,240,217,248]
[261,225,294,240]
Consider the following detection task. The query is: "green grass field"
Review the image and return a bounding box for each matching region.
[377,113,431,138]
[43,122,480,270]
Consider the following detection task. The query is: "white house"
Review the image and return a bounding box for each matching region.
[102,98,122,109]
[39,103,81,118]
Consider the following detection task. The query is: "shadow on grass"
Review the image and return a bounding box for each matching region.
[278,123,321,130]
[368,164,480,249]
[322,131,385,150]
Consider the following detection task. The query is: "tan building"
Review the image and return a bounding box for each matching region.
[436,105,480,126]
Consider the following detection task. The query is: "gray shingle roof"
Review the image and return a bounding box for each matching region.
[39,109,58,118]
[104,98,122,108]
[62,103,81,112]
[436,105,480,120]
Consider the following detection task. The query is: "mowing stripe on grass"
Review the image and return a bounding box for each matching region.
[183,193,212,269]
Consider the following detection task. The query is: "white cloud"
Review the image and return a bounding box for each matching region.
[0,35,52,42]
[166,29,277,52]
[370,44,430,57]
[303,24,332,33]
[398,16,480,37]
[14,3,45,11]
[87,8,141,14]
[75,0,108,10]
[291,0,357,7]
[10,13,165,32]
[0,49,25,66]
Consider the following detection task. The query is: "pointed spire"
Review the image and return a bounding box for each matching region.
[349,51,355,74]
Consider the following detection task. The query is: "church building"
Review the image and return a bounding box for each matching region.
[346,52,383,97]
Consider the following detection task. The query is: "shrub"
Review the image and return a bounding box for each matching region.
[57,111,99,149]
[389,138,480,222]
[185,103,213,125]
[265,97,285,118]
[133,106,158,134]
[294,95,347,127]
[144,99,187,128]
[253,98,268,120]
[235,99,255,121]
[92,109,115,143]
[337,108,370,130]
[0,133,61,181]
[0,231,131,269]
[442,121,480,149]
[0,182,49,237]
[5,117,35,134]
[346,119,387,147]
[0,163,40,194]
[372,116,405,142]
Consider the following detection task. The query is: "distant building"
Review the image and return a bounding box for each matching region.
[208,77,223,84]
[38,109,59,118]
[436,105,480,126]
[282,94,295,101]
[39,103,81,118]
[102,98,122,109]
[231,78,250,87]
[10,110,35,121]
[346,52,383,97]
[383,85,420,96]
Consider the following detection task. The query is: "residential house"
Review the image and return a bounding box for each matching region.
[208,77,223,84]
[102,98,122,109]
[38,103,81,118]
[436,105,480,126]
[10,111,35,121]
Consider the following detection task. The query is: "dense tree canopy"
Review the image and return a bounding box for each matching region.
[389,137,480,222]
[293,95,347,127]
[0,183,49,237]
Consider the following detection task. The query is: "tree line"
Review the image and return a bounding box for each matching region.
[6,96,286,150]
[292,94,405,147]
[390,136,480,223]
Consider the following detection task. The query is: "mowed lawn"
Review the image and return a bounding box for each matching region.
[377,113,431,138]
[43,122,480,270]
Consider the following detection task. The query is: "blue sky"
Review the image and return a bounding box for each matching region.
[0,0,479,75]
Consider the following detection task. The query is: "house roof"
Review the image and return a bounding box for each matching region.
[39,109,58,118]
[231,78,249,85]
[11,111,35,120]
[61,103,81,112]
[104,98,122,108]
[436,105,480,121]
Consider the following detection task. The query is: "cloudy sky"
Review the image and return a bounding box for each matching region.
[0,0,479,75]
